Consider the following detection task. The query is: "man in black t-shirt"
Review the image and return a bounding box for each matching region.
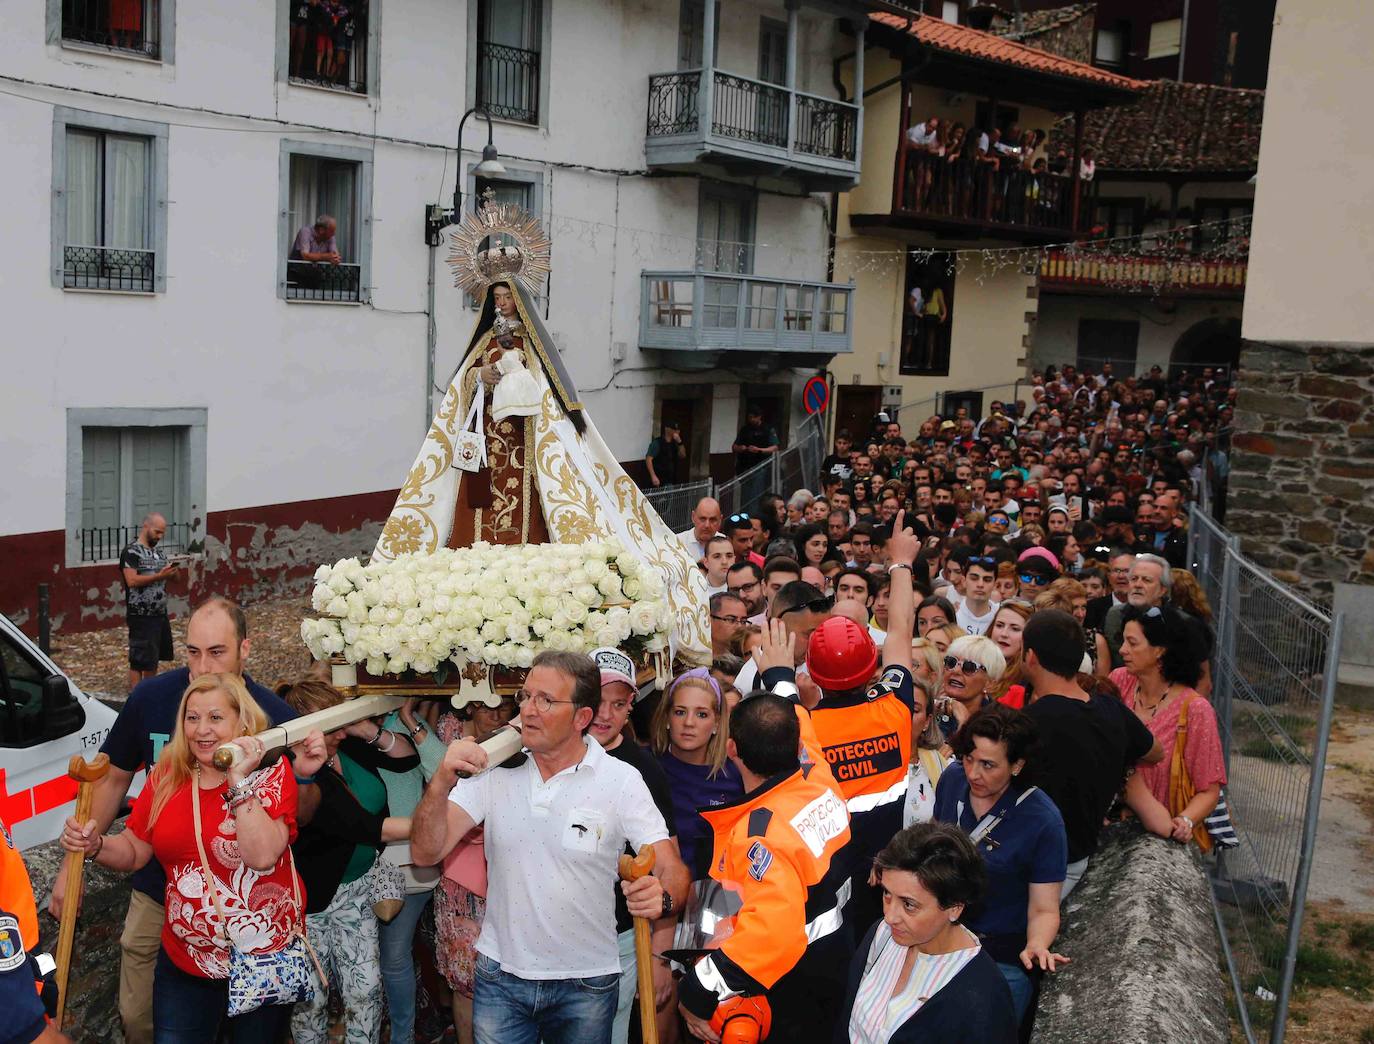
[731,405,778,474]
[644,420,686,488]
[119,512,181,692]
[590,648,681,1044]
[1020,611,1163,897]
[819,428,855,487]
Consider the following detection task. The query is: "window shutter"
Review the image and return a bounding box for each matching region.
[82,428,122,529]
[129,428,179,522]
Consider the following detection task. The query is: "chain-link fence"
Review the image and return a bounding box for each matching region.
[1188,505,1344,1044]
[649,414,826,528]
[642,478,713,534]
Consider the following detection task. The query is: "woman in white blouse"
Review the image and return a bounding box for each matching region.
[837,824,1017,1043]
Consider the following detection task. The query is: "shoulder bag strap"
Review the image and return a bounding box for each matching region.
[190,776,230,942]
[969,786,1039,845]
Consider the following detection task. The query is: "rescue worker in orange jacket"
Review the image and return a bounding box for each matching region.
[806,511,923,932]
[1,817,66,1044]
[677,627,855,1044]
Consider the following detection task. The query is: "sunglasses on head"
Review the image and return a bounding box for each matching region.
[969,556,998,566]
[779,595,835,618]
[727,513,751,523]
[943,655,985,675]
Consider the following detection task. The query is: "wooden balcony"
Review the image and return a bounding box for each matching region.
[850,148,1094,243]
[645,69,861,190]
[639,271,853,367]
[1038,249,1247,297]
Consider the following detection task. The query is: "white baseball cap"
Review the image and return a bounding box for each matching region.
[591,647,636,690]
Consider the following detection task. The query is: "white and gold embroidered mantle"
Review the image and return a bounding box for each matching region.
[373,294,710,663]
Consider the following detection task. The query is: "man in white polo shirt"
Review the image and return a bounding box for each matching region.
[411,650,688,1044]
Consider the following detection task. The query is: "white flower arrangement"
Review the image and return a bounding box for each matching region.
[300,540,670,679]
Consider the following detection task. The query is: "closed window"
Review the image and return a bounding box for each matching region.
[1095,26,1125,68]
[79,425,191,562]
[677,0,718,68]
[941,1,961,23]
[280,142,373,303]
[1147,18,1182,60]
[476,0,542,124]
[63,128,155,291]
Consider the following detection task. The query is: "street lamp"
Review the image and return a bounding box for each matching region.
[424,106,508,246]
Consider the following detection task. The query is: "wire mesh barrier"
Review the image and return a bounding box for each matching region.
[648,415,826,530]
[641,479,713,535]
[1187,505,1344,1044]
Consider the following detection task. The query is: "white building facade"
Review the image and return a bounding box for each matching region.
[0,0,865,632]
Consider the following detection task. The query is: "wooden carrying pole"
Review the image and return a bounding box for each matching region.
[617,846,659,1044]
[55,753,110,1026]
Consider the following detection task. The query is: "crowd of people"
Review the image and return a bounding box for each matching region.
[901,114,1096,225]
[289,0,366,87]
[3,362,1234,1044]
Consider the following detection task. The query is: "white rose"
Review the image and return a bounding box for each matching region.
[506,622,531,644]
[325,596,348,617]
[481,643,502,664]
[629,602,659,635]
[514,646,535,669]
[545,630,570,652]
[321,631,345,655]
[574,584,600,607]
[386,655,410,673]
[615,553,640,577]
[417,622,437,642]
[327,571,353,595]
[564,600,589,625]
[311,584,332,612]
[622,578,642,599]
[313,564,332,583]
[385,608,403,626]
[639,572,666,599]
[551,610,570,631]
[532,619,552,638]
[433,594,452,614]
[594,628,620,649]
[583,559,610,581]
[597,575,623,600]
[341,621,361,644]
[365,655,388,675]
[412,655,438,675]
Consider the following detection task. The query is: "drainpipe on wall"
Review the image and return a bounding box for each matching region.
[425,242,437,435]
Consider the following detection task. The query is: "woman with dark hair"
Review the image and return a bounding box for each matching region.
[1111,606,1225,849]
[793,522,833,568]
[934,704,1068,1024]
[836,823,1017,1043]
[916,594,956,637]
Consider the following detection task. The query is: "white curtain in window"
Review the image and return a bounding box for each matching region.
[289,156,318,250]
[66,130,102,247]
[107,134,150,250]
[320,162,357,260]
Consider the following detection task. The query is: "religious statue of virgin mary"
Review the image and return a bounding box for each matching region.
[372,194,710,662]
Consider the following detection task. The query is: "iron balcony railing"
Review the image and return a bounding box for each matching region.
[287,6,369,94]
[476,41,541,124]
[81,522,194,563]
[1039,249,1248,296]
[63,245,155,292]
[894,148,1089,236]
[645,69,859,178]
[62,0,160,58]
[639,271,852,356]
[286,260,362,302]
[794,91,858,162]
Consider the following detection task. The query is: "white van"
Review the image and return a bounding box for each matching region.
[0,613,129,850]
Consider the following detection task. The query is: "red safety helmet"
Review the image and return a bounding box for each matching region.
[806,616,878,692]
[711,995,772,1044]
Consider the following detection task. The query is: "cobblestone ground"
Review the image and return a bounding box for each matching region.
[50,593,315,700]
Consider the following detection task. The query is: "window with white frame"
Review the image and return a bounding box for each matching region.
[1095,26,1126,68]
[52,108,168,293]
[279,141,372,303]
[476,0,543,124]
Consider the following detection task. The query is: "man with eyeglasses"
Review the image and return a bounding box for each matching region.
[955,556,999,636]
[709,591,749,657]
[1101,553,1171,670]
[1084,546,1134,631]
[411,651,689,1044]
[726,561,766,622]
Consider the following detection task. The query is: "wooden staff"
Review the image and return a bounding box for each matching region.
[55,752,110,1026]
[617,846,659,1044]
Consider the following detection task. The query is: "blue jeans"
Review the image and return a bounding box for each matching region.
[379,889,434,1044]
[473,952,618,1044]
[996,959,1035,1023]
[152,947,291,1044]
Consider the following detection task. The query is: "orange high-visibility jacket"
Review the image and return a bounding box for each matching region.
[677,750,853,1020]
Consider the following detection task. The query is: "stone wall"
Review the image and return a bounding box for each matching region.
[1227,342,1374,598]
[1033,822,1229,1044]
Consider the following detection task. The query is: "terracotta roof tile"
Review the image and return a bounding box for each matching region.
[870,10,1146,91]
[1047,78,1265,173]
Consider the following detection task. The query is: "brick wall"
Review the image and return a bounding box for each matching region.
[1227,342,1374,595]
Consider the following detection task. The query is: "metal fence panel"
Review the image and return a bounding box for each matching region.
[713,414,825,520]
[641,479,712,535]
[1188,504,1343,1044]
